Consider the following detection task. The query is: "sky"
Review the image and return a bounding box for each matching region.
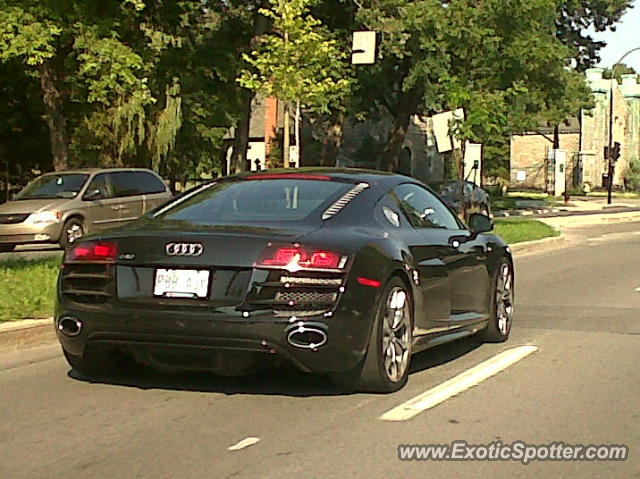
[594,0,640,71]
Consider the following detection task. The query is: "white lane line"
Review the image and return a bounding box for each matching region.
[380,345,539,422]
[228,437,261,451]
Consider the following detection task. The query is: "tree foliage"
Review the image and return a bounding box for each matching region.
[238,0,352,166]
[0,0,633,182]
[238,0,352,114]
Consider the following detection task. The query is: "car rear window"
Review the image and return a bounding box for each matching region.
[153,179,353,225]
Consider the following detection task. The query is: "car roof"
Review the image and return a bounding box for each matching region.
[230,167,411,189]
[40,168,158,176]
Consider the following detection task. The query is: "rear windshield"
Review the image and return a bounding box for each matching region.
[153,179,352,225]
[16,174,89,200]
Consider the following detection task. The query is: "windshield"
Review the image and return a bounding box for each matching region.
[16,174,89,200]
[153,179,352,226]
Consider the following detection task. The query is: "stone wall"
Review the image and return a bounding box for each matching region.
[510,132,580,190]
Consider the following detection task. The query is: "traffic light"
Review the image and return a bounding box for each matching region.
[604,142,622,162]
[612,142,621,162]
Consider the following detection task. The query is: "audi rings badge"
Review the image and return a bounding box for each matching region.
[165,243,204,257]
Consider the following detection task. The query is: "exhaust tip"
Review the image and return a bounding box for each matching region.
[58,316,82,337]
[286,325,327,350]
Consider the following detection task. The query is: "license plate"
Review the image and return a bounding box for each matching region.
[153,269,210,299]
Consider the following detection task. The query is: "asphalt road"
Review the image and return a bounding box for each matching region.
[1,220,639,478]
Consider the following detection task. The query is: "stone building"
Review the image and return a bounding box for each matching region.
[510,68,640,191]
[510,120,581,190]
[336,114,451,184]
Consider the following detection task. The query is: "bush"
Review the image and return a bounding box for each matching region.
[625,157,640,191]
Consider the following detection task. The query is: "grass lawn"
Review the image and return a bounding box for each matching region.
[0,257,60,322]
[494,218,560,244]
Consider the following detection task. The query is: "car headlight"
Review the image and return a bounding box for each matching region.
[25,211,61,225]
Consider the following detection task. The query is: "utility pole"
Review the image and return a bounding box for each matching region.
[606,47,640,204]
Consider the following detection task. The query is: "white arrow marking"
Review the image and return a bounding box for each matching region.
[228,437,261,451]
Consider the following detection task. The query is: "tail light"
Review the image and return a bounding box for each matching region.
[254,244,346,272]
[65,241,118,263]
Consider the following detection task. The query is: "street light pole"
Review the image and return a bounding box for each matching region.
[606,47,640,205]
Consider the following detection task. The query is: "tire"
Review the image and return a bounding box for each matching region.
[332,277,414,393]
[0,244,15,253]
[482,260,514,343]
[60,218,84,249]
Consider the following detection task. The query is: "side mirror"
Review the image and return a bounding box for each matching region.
[468,213,494,234]
[83,188,105,201]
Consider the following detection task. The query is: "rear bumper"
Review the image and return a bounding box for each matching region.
[0,222,63,245]
[54,304,376,374]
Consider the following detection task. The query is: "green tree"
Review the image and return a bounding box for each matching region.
[238,0,352,167]
[0,1,251,177]
[347,0,626,178]
[556,0,632,71]
[603,63,637,82]
[0,60,51,199]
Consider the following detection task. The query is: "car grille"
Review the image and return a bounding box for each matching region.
[244,271,344,317]
[0,214,29,224]
[60,263,115,304]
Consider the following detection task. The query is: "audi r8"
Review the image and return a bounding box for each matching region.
[56,169,514,393]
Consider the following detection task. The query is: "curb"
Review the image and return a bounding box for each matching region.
[509,235,565,257]
[495,208,560,217]
[0,318,56,353]
[495,206,640,219]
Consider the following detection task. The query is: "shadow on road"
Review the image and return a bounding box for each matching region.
[409,335,483,374]
[67,336,484,397]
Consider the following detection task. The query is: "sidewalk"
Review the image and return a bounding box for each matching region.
[0,318,54,352]
[494,196,640,218]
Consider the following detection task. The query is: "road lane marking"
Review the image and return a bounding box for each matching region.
[380,345,539,422]
[228,437,261,451]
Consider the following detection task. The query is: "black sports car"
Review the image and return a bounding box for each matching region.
[56,169,514,393]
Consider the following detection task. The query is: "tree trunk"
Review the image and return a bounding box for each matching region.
[230,91,253,174]
[294,101,300,168]
[283,103,291,168]
[229,1,269,175]
[320,111,345,166]
[381,87,422,172]
[1,143,8,202]
[553,124,560,149]
[38,63,68,171]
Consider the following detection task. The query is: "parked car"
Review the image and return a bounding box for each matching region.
[0,168,172,252]
[428,180,492,220]
[56,169,514,393]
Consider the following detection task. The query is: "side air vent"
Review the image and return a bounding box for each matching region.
[61,264,115,304]
[322,183,370,220]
